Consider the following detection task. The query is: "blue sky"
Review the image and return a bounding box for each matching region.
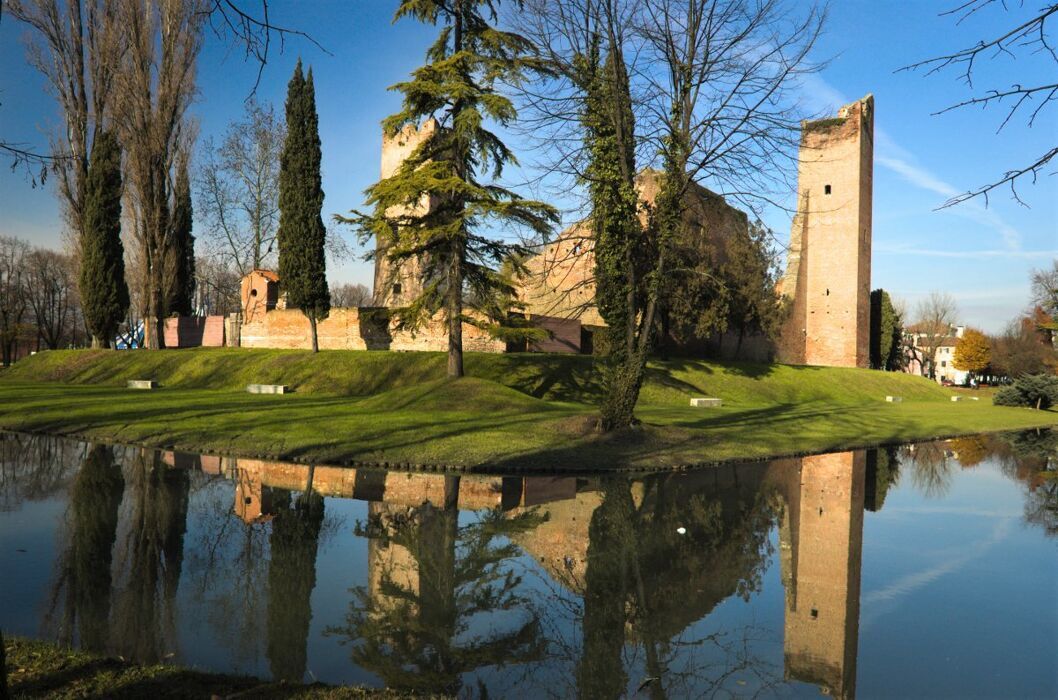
[1,0,1055,332]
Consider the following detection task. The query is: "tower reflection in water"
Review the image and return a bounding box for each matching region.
[14,427,1004,698]
[228,449,871,698]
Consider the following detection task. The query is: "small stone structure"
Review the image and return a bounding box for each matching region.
[690,397,723,407]
[247,383,289,394]
[777,96,874,368]
[241,269,280,324]
[127,380,157,389]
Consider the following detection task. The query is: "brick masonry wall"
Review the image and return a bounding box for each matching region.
[239,307,506,353]
[778,96,873,368]
[162,316,225,348]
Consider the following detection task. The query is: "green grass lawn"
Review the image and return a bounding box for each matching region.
[1,348,1054,470]
[1,636,430,699]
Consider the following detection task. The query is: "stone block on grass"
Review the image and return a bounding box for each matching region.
[885,396,902,403]
[690,397,722,408]
[247,383,288,395]
[127,380,157,390]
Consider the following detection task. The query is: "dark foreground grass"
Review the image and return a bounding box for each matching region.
[1,348,1055,470]
[2,636,430,699]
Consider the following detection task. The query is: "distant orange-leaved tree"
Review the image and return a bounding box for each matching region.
[954,328,991,376]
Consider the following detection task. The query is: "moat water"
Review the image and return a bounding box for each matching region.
[1,430,1055,698]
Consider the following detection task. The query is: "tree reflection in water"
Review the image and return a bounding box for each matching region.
[574,474,783,700]
[266,485,325,682]
[3,428,1052,696]
[328,476,547,696]
[47,444,124,651]
[110,448,191,663]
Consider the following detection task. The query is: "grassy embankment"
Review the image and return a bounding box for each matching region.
[1,348,1054,470]
[1,636,426,699]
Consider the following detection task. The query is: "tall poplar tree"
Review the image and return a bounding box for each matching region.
[79,130,130,348]
[278,61,330,352]
[343,0,558,378]
[168,157,196,316]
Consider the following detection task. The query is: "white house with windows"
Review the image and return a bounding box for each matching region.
[905,324,970,385]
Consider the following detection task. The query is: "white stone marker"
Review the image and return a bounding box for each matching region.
[690,397,722,408]
[885,396,902,403]
[247,383,289,395]
[127,380,157,389]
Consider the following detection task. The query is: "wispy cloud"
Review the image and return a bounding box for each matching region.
[875,246,1056,259]
[797,75,1024,250]
[860,517,1013,628]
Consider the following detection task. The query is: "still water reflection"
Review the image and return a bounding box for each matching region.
[1,431,1055,698]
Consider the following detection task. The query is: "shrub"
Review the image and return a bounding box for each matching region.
[993,374,1058,410]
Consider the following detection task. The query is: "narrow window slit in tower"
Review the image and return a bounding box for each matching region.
[824,184,832,195]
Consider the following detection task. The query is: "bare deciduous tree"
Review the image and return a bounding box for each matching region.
[114,0,206,349]
[193,256,241,316]
[518,0,825,428]
[329,282,371,309]
[912,291,959,379]
[7,0,123,240]
[0,236,31,366]
[1031,259,1058,320]
[196,99,285,277]
[901,1,1058,207]
[25,248,76,350]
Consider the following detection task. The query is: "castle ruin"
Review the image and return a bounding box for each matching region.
[372,119,441,308]
[778,95,874,368]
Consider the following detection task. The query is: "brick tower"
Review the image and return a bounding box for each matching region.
[372,119,438,307]
[778,95,874,367]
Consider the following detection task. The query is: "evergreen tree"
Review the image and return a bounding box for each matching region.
[79,131,129,348]
[168,157,196,316]
[278,61,330,352]
[342,0,558,378]
[867,289,905,371]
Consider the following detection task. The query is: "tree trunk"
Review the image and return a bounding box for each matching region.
[91,335,103,349]
[309,315,318,353]
[447,250,464,379]
[599,350,647,431]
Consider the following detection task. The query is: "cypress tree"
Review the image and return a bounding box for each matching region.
[168,157,196,316]
[870,289,900,370]
[79,131,130,348]
[342,0,558,378]
[278,61,330,352]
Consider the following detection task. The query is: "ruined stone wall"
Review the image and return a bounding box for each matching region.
[239,307,505,353]
[373,120,438,307]
[778,96,874,368]
[517,170,748,328]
